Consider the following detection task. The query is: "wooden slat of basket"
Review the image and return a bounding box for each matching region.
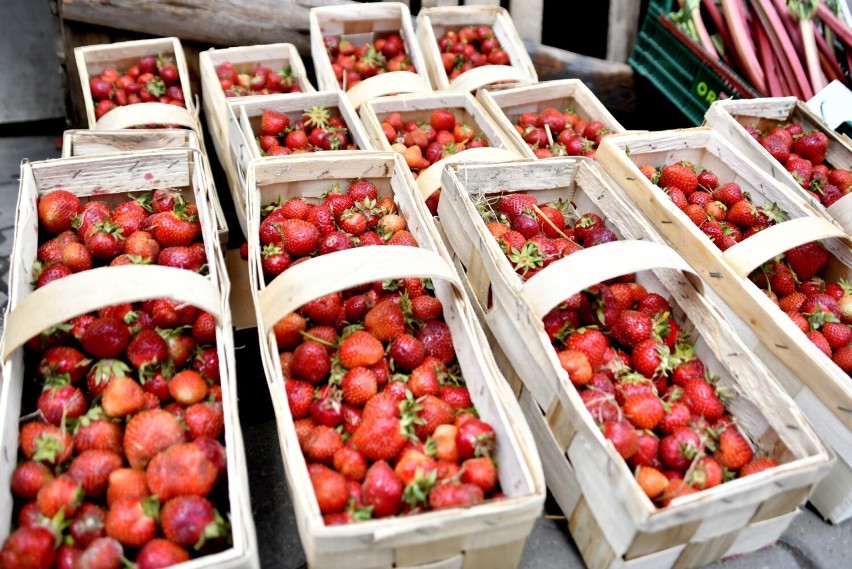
[476,79,626,160]
[309,2,432,107]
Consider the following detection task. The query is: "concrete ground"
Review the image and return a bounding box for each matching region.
[0,128,850,568]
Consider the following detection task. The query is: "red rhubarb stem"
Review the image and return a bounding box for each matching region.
[816,1,852,48]
[755,17,786,95]
[749,0,814,98]
[722,0,767,93]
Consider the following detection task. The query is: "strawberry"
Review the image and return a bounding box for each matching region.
[660,427,703,471]
[305,425,344,464]
[20,421,73,466]
[455,418,495,460]
[184,401,225,440]
[715,426,754,470]
[0,526,57,569]
[341,367,378,406]
[146,443,218,501]
[689,456,723,490]
[785,155,813,188]
[349,414,406,461]
[168,369,208,405]
[739,456,779,476]
[430,109,456,132]
[285,129,309,150]
[565,329,609,370]
[388,334,426,372]
[557,349,592,386]
[105,496,159,548]
[412,394,454,440]
[159,495,227,548]
[682,377,724,421]
[760,132,791,163]
[148,209,199,248]
[135,538,190,569]
[460,456,497,493]
[362,460,404,518]
[333,446,368,482]
[106,468,150,507]
[101,376,146,418]
[70,503,107,548]
[438,385,472,410]
[416,320,456,364]
[61,242,93,272]
[291,341,331,383]
[784,241,829,280]
[496,194,537,221]
[68,450,123,498]
[611,310,654,348]
[123,409,185,470]
[726,200,761,228]
[37,474,83,518]
[636,465,668,499]
[428,481,484,510]
[623,392,665,430]
[260,109,289,136]
[39,189,82,234]
[302,291,344,325]
[364,298,406,341]
[631,339,670,379]
[792,130,828,164]
[81,317,130,359]
[11,461,54,500]
[658,163,697,195]
[833,345,852,372]
[37,381,88,426]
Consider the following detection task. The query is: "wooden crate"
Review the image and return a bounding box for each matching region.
[198,43,314,198]
[596,128,852,523]
[437,157,833,568]
[476,79,626,160]
[75,36,200,131]
[226,91,374,237]
[703,97,852,234]
[241,152,546,569]
[358,91,527,207]
[0,153,259,568]
[60,129,230,245]
[309,2,432,109]
[415,5,537,93]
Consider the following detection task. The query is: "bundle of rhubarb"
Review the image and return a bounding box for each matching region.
[215,61,304,97]
[478,190,778,505]
[255,106,360,156]
[669,0,852,98]
[256,179,418,280]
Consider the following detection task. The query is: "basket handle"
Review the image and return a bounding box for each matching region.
[721,216,848,279]
[825,194,852,237]
[345,71,431,109]
[1,265,223,363]
[521,240,699,320]
[415,147,523,201]
[447,64,532,93]
[95,102,200,131]
[257,246,462,335]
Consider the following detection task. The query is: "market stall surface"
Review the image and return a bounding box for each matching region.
[0,131,849,569]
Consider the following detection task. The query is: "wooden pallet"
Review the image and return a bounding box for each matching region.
[596,128,852,524]
[437,156,833,568]
[415,5,537,93]
[703,97,852,235]
[476,79,626,160]
[0,149,259,568]
[309,2,432,109]
[242,151,546,569]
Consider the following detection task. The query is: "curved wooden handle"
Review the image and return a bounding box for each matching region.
[346,71,431,109]
[521,240,699,319]
[1,265,223,363]
[95,103,200,131]
[257,247,462,335]
[415,147,523,201]
[447,65,533,93]
[826,194,852,237]
[722,216,849,279]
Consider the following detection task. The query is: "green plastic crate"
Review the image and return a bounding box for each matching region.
[629,0,759,125]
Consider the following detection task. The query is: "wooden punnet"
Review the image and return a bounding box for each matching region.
[437,157,833,568]
[226,91,374,237]
[358,91,527,207]
[476,79,626,160]
[242,152,545,569]
[75,37,199,131]
[596,128,852,523]
[0,152,259,568]
[703,97,852,234]
[199,43,314,193]
[415,5,537,93]
[309,2,432,109]
[60,129,229,245]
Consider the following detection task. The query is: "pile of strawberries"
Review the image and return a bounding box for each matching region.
[88,54,186,121]
[745,122,851,207]
[479,191,778,505]
[436,25,510,80]
[215,61,303,98]
[749,240,852,373]
[33,188,206,289]
[256,179,418,280]
[381,109,489,213]
[255,106,359,156]
[0,299,231,567]
[323,32,415,90]
[512,108,609,159]
[641,161,787,251]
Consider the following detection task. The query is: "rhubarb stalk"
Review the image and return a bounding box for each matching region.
[749,0,813,99]
[702,0,740,67]
[721,0,767,94]
[812,18,845,82]
[788,0,827,94]
[816,1,852,48]
[755,19,786,96]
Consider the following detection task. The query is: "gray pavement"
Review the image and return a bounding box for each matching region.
[1,132,850,568]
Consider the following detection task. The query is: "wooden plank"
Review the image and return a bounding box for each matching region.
[59,0,311,53]
[606,0,641,63]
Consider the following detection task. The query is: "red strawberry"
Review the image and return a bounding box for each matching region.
[68,450,123,498]
[37,381,88,426]
[135,538,190,569]
[689,456,723,489]
[291,341,331,383]
[76,536,123,569]
[106,468,150,507]
[101,376,146,418]
[623,392,665,430]
[305,424,344,464]
[739,456,779,476]
[792,130,828,165]
[0,526,57,569]
[658,163,697,195]
[37,474,83,518]
[11,461,54,500]
[123,409,185,470]
[416,320,456,364]
[105,496,159,548]
[148,209,199,248]
[660,427,703,471]
[82,317,130,359]
[413,394,455,440]
[39,189,82,234]
[784,241,829,280]
[760,132,791,163]
[159,495,227,548]
[428,481,484,510]
[184,401,225,440]
[20,421,73,466]
[459,456,497,493]
[362,460,404,518]
[715,426,754,470]
[333,446,368,482]
[260,109,289,136]
[309,464,349,515]
[455,417,495,460]
[610,310,654,348]
[69,503,107,549]
[364,299,406,341]
[146,443,218,502]
[726,200,761,228]
[350,412,407,462]
[682,377,724,421]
